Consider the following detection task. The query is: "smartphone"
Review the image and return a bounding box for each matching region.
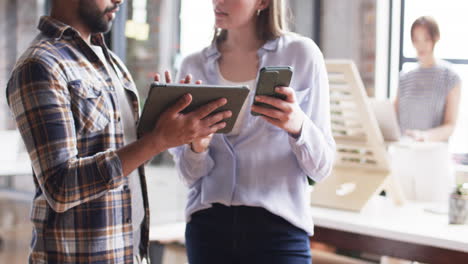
[251,66,293,116]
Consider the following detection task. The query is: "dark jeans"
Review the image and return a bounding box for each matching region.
[186,203,312,264]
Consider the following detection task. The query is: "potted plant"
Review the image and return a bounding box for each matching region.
[449,183,468,224]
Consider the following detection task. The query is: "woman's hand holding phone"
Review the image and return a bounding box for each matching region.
[251,86,306,137]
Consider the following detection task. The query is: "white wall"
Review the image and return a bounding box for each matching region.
[320,0,377,96]
[321,0,362,64]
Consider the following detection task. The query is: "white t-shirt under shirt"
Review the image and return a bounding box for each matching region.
[216,63,256,136]
[90,45,144,257]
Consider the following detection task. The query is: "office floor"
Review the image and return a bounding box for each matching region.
[0,231,31,263]
[0,197,32,264]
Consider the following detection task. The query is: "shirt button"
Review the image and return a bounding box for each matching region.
[126,218,131,223]
[117,116,121,122]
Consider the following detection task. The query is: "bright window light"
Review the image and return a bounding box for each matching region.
[180,0,215,58]
[403,0,468,60]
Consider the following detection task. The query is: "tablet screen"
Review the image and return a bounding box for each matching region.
[137,83,250,135]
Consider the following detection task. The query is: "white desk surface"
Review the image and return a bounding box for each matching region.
[0,159,31,176]
[150,198,468,253]
[150,222,185,244]
[311,197,468,253]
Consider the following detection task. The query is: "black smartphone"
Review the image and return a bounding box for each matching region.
[251,66,293,116]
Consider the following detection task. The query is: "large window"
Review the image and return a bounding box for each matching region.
[399,0,468,153]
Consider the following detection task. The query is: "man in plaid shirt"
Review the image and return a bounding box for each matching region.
[6,0,231,263]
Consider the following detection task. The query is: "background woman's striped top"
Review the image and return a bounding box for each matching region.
[397,60,461,132]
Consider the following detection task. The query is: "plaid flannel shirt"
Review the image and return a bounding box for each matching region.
[6,16,150,264]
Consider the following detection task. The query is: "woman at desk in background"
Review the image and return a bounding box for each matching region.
[169,0,335,263]
[395,16,461,142]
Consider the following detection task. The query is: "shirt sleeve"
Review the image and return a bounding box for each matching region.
[7,58,125,213]
[168,54,216,187]
[288,41,336,182]
[169,144,215,187]
[447,67,461,91]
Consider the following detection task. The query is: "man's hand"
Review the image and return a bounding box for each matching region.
[148,94,231,150]
[117,71,230,176]
[251,86,306,137]
[147,71,231,151]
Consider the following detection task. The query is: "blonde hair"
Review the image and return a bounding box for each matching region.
[213,0,289,43]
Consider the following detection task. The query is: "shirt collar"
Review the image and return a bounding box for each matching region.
[203,36,282,59]
[38,16,77,39]
[262,37,281,52]
[38,16,105,46]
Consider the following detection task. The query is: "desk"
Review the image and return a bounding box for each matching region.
[150,222,185,244]
[0,159,32,189]
[0,159,31,189]
[0,131,30,186]
[311,197,468,264]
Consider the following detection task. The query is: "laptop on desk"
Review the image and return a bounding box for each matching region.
[369,99,401,142]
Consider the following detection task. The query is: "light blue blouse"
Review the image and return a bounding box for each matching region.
[169,33,335,235]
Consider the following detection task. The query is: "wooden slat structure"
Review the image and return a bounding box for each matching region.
[311,60,403,211]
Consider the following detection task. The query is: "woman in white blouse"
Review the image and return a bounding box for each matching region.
[170,1,335,263]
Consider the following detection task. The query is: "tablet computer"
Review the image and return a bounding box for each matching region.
[138,83,250,135]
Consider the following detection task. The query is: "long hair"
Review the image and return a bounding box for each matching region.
[213,0,289,43]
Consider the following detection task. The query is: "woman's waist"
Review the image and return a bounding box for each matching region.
[189,202,308,233]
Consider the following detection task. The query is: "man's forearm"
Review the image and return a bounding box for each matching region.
[116,134,166,176]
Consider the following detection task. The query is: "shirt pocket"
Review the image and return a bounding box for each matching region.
[68,80,111,134]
